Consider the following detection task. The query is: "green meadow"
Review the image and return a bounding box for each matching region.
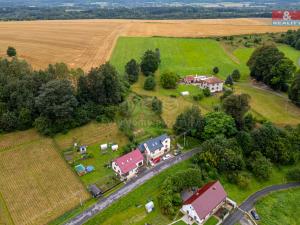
[110,37,300,126]
[110,37,249,79]
[255,188,300,225]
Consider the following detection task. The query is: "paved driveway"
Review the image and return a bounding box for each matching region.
[222,182,300,225]
[64,148,201,225]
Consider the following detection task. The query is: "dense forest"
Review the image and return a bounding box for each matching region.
[0,6,272,20]
[0,48,130,135]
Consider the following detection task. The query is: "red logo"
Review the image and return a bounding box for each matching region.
[272,10,300,21]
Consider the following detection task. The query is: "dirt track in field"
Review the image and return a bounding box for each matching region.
[0,18,297,71]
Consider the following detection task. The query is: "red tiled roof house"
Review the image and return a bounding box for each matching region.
[181,181,227,224]
[182,75,223,93]
[112,149,144,180]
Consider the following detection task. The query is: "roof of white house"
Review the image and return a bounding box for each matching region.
[183,181,227,220]
[113,149,144,174]
[138,134,169,153]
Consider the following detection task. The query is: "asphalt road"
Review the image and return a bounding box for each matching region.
[222,182,300,225]
[64,147,201,225]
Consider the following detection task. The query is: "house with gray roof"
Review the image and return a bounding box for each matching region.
[138,134,171,165]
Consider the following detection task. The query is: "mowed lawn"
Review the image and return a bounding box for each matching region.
[255,188,300,225]
[0,131,90,225]
[110,37,247,79]
[235,83,300,125]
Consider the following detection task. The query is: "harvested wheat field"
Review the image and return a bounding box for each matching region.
[0,131,90,225]
[0,18,297,71]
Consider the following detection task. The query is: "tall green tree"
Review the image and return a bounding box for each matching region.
[213,66,219,74]
[160,71,179,89]
[35,79,78,135]
[268,58,296,91]
[173,105,204,138]
[47,63,70,79]
[203,112,237,140]
[247,44,284,82]
[7,46,16,57]
[289,70,300,106]
[249,151,272,180]
[77,75,90,103]
[86,63,122,105]
[222,94,250,129]
[151,97,162,115]
[143,75,156,90]
[125,59,139,84]
[225,75,234,86]
[231,69,241,82]
[196,135,245,172]
[251,123,294,164]
[140,50,160,76]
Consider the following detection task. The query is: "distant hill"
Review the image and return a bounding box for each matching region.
[0,0,299,7]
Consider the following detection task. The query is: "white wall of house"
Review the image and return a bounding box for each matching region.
[198,82,223,93]
[181,204,203,224]
[146,138,171,160]
[112,160,143,180]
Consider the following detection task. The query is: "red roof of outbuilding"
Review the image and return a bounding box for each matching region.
[202,76,223,84]
[113,149,144,174]
[184,75,196,81]
[183,181,227,220]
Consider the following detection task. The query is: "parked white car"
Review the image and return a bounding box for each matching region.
[162,154,172,161]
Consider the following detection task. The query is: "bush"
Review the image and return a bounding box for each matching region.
[249,151,272,180]
[125,59,139,84]
[231,69,241,82]
[220,88,233,100]
[286,168,300,181]
[203,88,211,97]
[144,75,156,90]
[118,120,134,139]
[160,71,179,89]
[151,97,162,115]
[140,50,159,76]
[7,46,16,57]
[193,92,204,101]
[225,75,234,86]
[237,173,250,189]
[213,66,219,74]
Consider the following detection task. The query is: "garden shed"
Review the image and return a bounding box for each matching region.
[145,201,154,213]
[89,184,103,198]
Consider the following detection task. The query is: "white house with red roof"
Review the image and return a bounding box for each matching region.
[112,149,144,180]
[181,181,227,224]
[183,75,223,93]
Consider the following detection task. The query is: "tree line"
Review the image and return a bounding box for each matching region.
[278,29,300,51]
[247,44,300,106]
[0,6,272,21]
[0,48,129,135]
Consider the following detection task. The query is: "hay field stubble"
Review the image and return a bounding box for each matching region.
[0,131,90,225]
[0,18,297,71]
